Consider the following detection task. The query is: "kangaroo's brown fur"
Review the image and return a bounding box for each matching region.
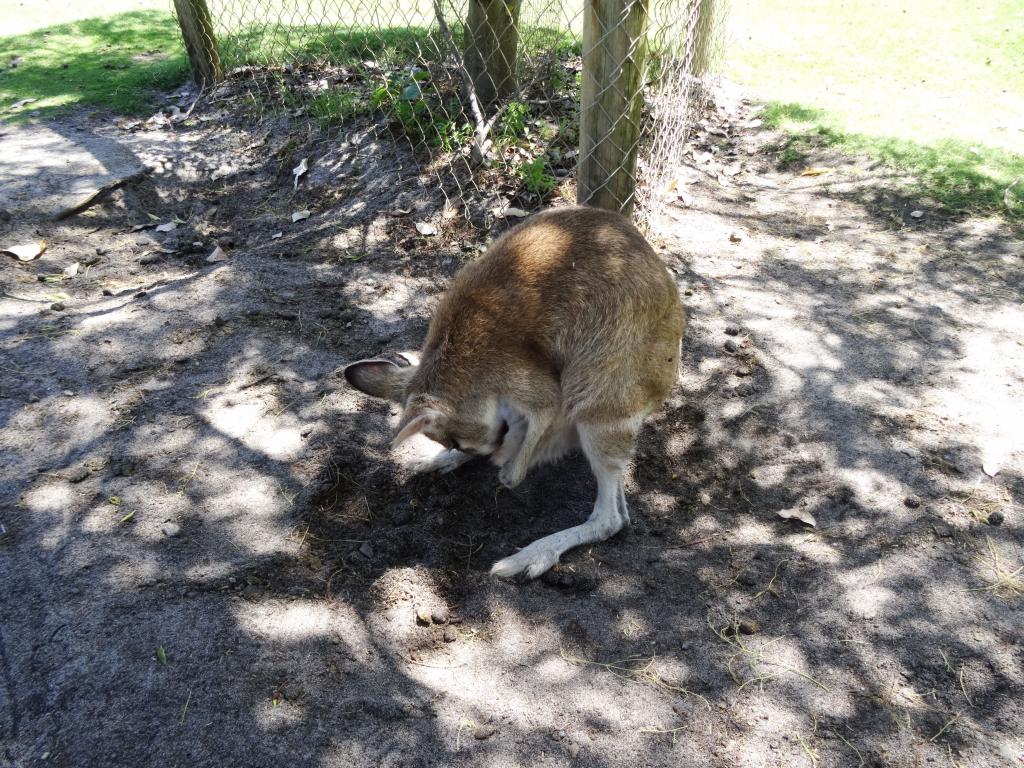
[345,206,685,578]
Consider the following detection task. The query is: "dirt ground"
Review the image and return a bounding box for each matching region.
[1,81,1022,768]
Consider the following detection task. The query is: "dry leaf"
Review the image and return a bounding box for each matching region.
[800,167,830,177]
[7,98,37,111]
[729,232,742,243]
[155,222,178,233]
[63,262,80,277]
[982,459,1001,478]
[292,157,309,190]
[206,246,228,263]
[2,241,47,261]
[777,508,817,527]
[291,210,311,222]
[414,221,438,236]
[490,206,529,219]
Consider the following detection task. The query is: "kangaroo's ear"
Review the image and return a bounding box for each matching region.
[343,358,416,402]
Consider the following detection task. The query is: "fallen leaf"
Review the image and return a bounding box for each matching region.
[777,508,817,527]
[982,460,1001,477]
[2,241,47,261]
[206,246,228,263]
[388,207,412,217]
[490,206,529,219]
[415,606,432,625]
[800,167,830,177]
[291,210,311,222]
[156,646,168,665]
[910,210,924,218]
[62,262,80,277]
[292,157,309,190]
[7,98,37,111]
[308,554,322,570]
[155,221,178,233]
[729,232,742,243]
[119,511,135,524]
[414,221,438,236]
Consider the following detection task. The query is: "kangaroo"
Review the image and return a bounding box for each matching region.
[344,206,686,579]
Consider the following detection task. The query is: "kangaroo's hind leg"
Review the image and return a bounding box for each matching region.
[490,417,639,579]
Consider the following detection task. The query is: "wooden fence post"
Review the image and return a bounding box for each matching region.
[577,0,650,217]
[689,0,716,75]
[173,0,223,87]
[464,0,523,107]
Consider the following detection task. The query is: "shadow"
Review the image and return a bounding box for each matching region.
[1,86,1022,768]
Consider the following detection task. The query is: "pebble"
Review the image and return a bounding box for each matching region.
[568,743,580,758]
[443,628,457,643]
[724,324,741,336]
[724,339,738,353]
[50,302,65,311]
[987,511,1005,526]
[904,495,921,509]
[358,541,374,559]
[431,608,449,625]
[473,725,496,740]
[932,522,955,538]
[161,522,182,537]
[102,288,114,296]
[65,466,89,483]
[738,619,759,635]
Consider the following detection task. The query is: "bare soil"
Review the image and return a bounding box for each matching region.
[1,83,1022,768]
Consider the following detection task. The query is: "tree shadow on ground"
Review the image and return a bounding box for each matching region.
[1,98,1022,768]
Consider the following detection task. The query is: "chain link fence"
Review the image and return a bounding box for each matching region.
[173,0,724,227]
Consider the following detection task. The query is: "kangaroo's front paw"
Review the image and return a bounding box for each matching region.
[490,543,559,579]
[410,448,470,474]
[498,460,526,489]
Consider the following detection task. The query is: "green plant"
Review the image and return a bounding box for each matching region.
[501,100,529,139]
[517,159,557,196]
[432,119,473,152]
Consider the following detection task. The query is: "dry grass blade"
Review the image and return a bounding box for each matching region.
[560,648,712,709]
[963,535,1024,598]
[708,618,832,693]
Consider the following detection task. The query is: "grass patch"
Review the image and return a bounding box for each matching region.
[0,9,189,120]
[763,102,1024,217]
[728,0,1024,219]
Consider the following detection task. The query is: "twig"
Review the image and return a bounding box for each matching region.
[795,732,819,767]
[52,169,150,221]
[179,688,192,724]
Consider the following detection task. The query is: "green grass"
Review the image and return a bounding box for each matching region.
[0,8,189,120]
[727,0,1024,218]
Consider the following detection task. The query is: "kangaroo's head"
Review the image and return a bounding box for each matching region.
[343,356,509,456]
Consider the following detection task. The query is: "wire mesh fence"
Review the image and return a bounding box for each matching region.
[174,0,724,228]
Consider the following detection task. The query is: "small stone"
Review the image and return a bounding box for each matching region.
[161,522,182,537]
[568,743,581,758]
[735,367,752,377]
[932,522,955,538]
[473,725,496,740]
[65,466,89,483]
[724,324,741,336]
[415,606,431,626]
[50,302,65,311]
[735,382,756,397]
[27,393,39,403]
[987,511,1005,526]
[358,541,373,559]
[430,608,449,625]
[443,628,457,643]
[738,619,759,635]
[135,290,147,299]
[559,573,575,588]
[724,339,738,353]
[282,684,303,700]
[736,571,757,587]
[102,288,114,296]
[300,424,314,437]
[904,495,921,509]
